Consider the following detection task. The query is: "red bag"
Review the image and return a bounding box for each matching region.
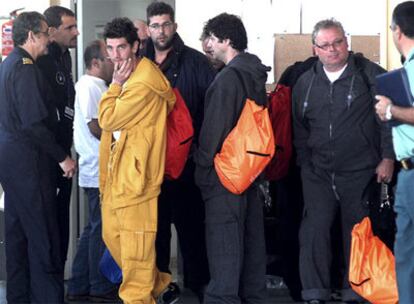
[165,88,194,180]
[349,217,399,304]
[265,84,293,181]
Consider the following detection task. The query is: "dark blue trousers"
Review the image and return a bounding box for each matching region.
[203,185,267,304]
[67,187,115,296]
[0,141,64,303]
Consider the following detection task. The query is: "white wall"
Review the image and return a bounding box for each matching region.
[176,0,388,83]
[0,1,50,17]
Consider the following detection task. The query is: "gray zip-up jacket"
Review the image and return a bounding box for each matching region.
[292,53,394,172]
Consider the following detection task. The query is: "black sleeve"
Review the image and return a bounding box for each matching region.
[195,71,243,168]
[24,123,67,162]
[14,64,67,162]
[292,79,312,168]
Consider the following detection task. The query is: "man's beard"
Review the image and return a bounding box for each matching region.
[154,35,174,51]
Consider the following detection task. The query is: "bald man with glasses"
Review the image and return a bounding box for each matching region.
[292,18,394,304]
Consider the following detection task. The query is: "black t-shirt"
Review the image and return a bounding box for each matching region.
[37,42,75,154]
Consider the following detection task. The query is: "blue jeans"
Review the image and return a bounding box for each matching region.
[394,169,414,304]
[67,188,115,296]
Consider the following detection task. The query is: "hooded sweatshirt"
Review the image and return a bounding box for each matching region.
[194,52,269,199]
[98,57,176,208]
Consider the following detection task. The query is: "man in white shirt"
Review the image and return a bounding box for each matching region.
[67,40,116,302]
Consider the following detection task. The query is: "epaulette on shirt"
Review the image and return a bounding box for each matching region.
[22,57,33,65]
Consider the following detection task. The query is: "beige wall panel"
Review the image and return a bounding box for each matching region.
[273,34,313,83]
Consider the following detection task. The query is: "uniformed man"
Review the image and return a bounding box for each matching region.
[0,11,76,303]
[37,5,79,267]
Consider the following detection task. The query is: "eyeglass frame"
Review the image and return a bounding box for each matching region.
[36,29,50,37]
[148,21,174,31]
[314,38,345,51]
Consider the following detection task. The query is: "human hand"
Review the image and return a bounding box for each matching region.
[59,156,77,179]
[375,95,392,121]
[376,158,394,183]
[112,58,133,86]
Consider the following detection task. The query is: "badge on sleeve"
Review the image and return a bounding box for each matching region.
[64,106,74,120]
[22,58,33,65]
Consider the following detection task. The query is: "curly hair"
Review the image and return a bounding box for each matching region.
[204,13,247,52]
[103,17,139,47]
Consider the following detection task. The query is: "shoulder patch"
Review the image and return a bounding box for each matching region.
[22,57,33,65]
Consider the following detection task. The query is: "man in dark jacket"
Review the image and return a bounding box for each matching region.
[37,5,79,269]
[0,12,75,303]
[144,2,215,303]
[292,19,395,304]
[194,13,268,304]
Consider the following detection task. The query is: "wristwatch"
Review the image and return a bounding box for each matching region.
[385,104,393,120]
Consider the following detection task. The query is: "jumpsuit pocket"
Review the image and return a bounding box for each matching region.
[120,144,149,196]
[120,229,156,262]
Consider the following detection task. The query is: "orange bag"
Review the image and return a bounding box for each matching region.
[349,217,398,304]
[165,88,194,180]
[214,68,275,195]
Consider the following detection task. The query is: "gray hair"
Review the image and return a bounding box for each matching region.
[312,18,346,45]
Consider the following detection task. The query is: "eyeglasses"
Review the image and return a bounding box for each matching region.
[314,38,344,51]
[36,29,49,37]
[148,22,173,31]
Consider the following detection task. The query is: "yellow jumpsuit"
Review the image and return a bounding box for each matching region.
[98,57,176,304]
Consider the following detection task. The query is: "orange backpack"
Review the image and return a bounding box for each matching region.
[214,68,275,195]
[349,217,399,304]
[165,88,194,180]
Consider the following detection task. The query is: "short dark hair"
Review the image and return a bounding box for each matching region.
[392,1,414,38]
[204,13,247,52]
[43,6,75,28]
[103,17,139,47]
[146,1,175,24]
[12,11,47,46]
[84,40,104,69]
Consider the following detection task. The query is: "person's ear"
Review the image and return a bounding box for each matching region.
[48,27,57,39]
[132,40,139,54]
[28,30,36,43]
[92,58,101,68]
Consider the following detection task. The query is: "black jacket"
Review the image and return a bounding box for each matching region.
[292,53,394,172]
[0,47,66,162]
[37,42,75,154]
[194,52,269,199]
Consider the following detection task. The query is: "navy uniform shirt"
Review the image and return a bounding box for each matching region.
[37,42,75,154]
[0,47,66,162]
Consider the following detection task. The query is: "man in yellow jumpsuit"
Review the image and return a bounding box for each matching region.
[98,17,176,304]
